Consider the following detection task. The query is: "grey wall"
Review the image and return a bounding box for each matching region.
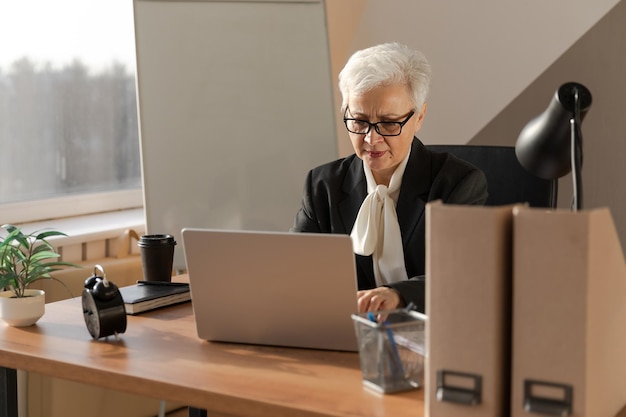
[134,0,337,269]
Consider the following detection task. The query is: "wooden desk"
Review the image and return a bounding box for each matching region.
[0,297,423,417]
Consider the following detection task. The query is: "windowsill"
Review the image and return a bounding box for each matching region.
[17,208,146,247]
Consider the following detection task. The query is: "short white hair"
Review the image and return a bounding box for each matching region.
[338,42,432,112]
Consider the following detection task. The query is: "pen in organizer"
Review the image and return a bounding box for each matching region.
[367,312,405,378]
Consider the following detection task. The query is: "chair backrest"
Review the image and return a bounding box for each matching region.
[426,145,557,208]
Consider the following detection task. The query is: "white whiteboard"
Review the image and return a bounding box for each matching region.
[134,0,337,269]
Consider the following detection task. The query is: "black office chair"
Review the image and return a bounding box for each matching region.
[426,145,557,208]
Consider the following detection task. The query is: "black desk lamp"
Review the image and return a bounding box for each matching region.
[515,82,592,211]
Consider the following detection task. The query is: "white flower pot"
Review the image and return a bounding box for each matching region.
[0,289,46,327]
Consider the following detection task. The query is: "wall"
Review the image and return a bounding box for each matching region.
[470,1,626,245]
[134,0,337,269]
[326,0,626,247]
[136,0,626,258]
[326,0,620,154]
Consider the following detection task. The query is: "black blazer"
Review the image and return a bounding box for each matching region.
[291,138,488,312]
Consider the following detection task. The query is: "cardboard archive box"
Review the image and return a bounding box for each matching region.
[511,207,626,417]
[425,202,515,417]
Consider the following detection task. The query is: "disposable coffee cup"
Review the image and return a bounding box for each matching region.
[137,234,177,282]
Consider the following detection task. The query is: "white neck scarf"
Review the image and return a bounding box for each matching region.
[350,153,410,286]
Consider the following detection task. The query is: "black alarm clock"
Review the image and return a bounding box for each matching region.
[82,265,127,340]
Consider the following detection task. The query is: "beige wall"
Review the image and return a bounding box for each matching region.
[326,0,619,153]
[325,0,626,247]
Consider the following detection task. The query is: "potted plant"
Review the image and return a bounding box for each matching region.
[0,224,80,326]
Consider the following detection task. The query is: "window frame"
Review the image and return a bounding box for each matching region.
[0,189,143,225]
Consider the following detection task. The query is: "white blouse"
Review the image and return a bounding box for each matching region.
[350,151,410,286]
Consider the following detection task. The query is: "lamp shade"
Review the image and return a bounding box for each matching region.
[515,82,592,180]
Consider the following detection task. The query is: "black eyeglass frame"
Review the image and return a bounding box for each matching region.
[343,108,415,137]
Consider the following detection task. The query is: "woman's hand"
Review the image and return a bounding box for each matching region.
[357,287,403,312]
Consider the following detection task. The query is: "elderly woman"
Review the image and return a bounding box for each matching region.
[291,42,487,313]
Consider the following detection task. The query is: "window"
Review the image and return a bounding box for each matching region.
[0,0,142,224]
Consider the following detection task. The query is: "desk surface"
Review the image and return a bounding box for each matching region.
[0,297,423,417]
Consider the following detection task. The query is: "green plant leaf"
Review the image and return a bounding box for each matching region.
[35,230,68,240]
[5,228,29,249]
[1,224,80,298]
[29,250,60,261]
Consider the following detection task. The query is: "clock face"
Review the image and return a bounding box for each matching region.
[82,290,101,339]
[81,285,127,340]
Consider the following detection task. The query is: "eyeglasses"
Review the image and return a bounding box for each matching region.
[343,109,415,137]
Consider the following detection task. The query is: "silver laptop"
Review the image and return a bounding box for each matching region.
[181,228,359,351]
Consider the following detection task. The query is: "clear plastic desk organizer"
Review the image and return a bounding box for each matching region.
[351,308,426,394]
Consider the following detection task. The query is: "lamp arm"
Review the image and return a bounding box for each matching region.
[570,88,584,211]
